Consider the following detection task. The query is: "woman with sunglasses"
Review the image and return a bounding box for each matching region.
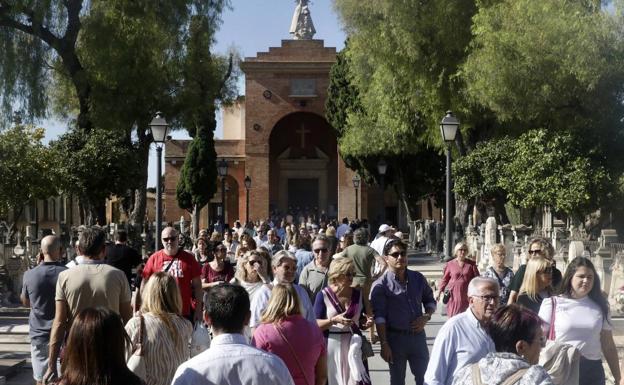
[231,250,271,302]
[516,256,553,314]
[438,242,480,317]
[508,238,562,305]
[314,257,372,385]
[539,257,621,385]
[452,304,552,384]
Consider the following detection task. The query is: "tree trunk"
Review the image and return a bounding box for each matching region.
[395,166,413,223]
[192,204,200,241]
[129,121,151,230]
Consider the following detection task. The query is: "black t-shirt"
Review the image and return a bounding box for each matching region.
[105,243,142,284]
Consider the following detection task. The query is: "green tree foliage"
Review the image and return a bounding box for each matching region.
[326,43,444,220]
[50,129,140,224]
[0,124,57,219]
[0,1,236,225]
[334,0,624,222]
[454,130,611,219]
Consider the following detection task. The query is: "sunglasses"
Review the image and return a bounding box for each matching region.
[216,248,227,252]
[344,272,355,278]
[249,260,262,266]
[528,249,543,255]
[539,268,553,274]
[313,248,329,253]
[162,237,177,242]
[389,251,406,258]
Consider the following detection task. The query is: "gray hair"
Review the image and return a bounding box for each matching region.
[271,250,297,268]
[467,277,499,297]
[353,228,369,245]
[313,234,329,244]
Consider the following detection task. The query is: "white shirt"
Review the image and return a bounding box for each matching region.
[249,281,315,328]
[370,235,389,257]
[424,308,495,385]
[171,333,294,385]
[538,295,611,360]
[65,255,86,269]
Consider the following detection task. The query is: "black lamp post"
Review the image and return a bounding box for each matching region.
[149,112,169,251]
[244,176,251,223]
[352,174,361,219]
[377,160,388,224]
[440,110,460,261]
[217,159,228,225]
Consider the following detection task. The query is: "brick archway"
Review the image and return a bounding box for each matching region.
[268,112,338,219]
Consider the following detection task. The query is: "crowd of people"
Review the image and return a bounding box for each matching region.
[17,218,624,385]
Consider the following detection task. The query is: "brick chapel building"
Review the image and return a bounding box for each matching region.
[162,4,409,229]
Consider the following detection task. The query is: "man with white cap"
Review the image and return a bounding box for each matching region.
[371,224,395,276]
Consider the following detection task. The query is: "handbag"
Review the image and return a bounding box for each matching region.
[538,296,580,385]
[273,324,312,385]
[442,289,451,304]
[359,334,374,358]
[127,313,147,379]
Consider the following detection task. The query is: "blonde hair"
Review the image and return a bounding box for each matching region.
[326,226,336,237]
[453,242,469,257]
[491,243,506,256]
[260,284,301,323]
[328,257,354,284]
[519,256,553,301]
[141,272,183,342]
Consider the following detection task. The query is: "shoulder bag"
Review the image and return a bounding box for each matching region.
[470,363,528,385]
[127,313,147,379]
[273,324,312,385]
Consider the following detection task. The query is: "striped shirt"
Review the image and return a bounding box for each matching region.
[125,313,192,385]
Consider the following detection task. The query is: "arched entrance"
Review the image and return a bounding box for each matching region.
[269,112,338,219]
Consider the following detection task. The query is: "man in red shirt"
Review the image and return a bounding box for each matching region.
[142,226,203,321]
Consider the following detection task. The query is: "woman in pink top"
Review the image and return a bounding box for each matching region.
[252,284,328,385]
[438,242,480,317]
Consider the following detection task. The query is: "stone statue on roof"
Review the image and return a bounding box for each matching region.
[290,0,316,40]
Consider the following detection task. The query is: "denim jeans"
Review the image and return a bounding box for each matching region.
[387,329,429,385]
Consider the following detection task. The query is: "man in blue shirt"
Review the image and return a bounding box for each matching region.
[371,239,436,385]
[21,235,67,385]
[424,277,498,385]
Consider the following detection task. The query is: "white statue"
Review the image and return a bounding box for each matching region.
[290,0,316,39]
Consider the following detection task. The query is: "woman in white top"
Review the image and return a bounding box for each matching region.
[126,272,192,385]
[538,257,621,385]
[230,250,271,302]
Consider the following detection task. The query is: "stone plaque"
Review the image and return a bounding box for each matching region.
[290,79,316,96]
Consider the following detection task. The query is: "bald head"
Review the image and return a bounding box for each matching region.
[41,235,61,261]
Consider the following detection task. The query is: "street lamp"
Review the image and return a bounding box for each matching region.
[149,111,169,252]
[244,176,251,223]
[377,159,388,224]
[352,174,361,219]
[217,158,228,225]
[440,110,459,261]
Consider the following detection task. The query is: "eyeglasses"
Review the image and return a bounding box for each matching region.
[473,295,500,304]
[528,249,543,255]
[388,251,407,258]
[162,237,177,243]
[313,248,328,253]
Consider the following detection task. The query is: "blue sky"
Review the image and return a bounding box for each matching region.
[42,0,346,187]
